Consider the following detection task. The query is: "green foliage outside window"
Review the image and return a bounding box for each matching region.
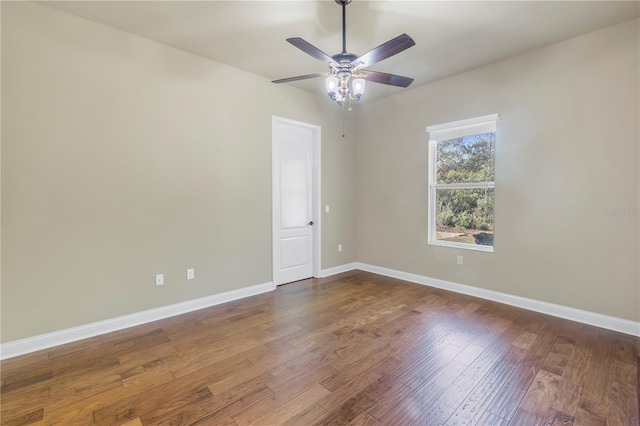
[436,133,495,234]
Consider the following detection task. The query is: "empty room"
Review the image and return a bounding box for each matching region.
[1,1,639,425]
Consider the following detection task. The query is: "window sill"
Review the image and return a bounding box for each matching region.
[428,239,494,253]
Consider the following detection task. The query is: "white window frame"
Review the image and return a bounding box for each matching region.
[426,113,499,253]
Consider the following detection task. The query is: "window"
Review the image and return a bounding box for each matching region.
[426,114,498,252]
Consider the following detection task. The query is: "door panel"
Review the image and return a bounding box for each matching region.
[272,117,319,286]
[280,139,310,229]
[280,236,310,269]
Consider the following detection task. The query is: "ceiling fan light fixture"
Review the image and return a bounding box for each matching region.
[327,73,365,105]
[326,76,339,101]
[352,78,365,101]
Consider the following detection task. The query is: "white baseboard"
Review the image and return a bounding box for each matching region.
[319,262,358,278]
[4,263,638,360]
[0,281,275,360]
[354,262,640,337]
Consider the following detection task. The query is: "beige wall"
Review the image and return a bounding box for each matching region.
[355,19,639,322]
[1,2,356,342]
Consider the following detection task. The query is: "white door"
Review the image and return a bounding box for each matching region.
[272,117,320,286]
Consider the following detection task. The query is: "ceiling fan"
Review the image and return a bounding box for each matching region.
[272,0,415,106]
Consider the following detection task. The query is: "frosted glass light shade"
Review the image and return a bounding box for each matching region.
[352,78,365,100]
[326,76,339,100]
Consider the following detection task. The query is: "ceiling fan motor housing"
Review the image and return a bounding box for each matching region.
[332,53,358,64]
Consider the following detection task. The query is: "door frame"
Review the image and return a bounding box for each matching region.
[271,116,321,285]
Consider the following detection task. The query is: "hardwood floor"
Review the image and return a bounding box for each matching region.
[1,270,639,425]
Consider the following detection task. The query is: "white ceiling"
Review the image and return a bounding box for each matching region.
[42,1,639,102]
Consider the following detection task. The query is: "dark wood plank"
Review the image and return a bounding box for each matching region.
[580,328,617,406]
[371,358,469,425]
[191,385,274,425]
[562,325,597,387]
[0,408,44,426]
[315,380,389,425]
[0,371,53,392]
[93,357,253,424]
[444,345,524,425]
[573,397,609,426]
[518,369,580,419]
[476,411,509,425]
[486,383,525,421]
[541,334,576,376]
[349,411,381,425]
[139,386,213,424]
[269,364,338,403]
[255,383,330,425]
[283,403,328,425]
[606,359,640,425]
[410,400,455,425]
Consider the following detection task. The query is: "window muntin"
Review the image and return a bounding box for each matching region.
[427,114,498,252]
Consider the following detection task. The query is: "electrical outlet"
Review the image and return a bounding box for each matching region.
[187,268,195,280]
[155,274,164,286]
[338,244,343,252]
[325,205,330,213]
[457,256,463,265]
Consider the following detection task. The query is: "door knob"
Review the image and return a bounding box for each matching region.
[308,221,314,226]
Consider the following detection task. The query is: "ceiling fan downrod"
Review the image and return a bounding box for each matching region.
[336,0,351,54]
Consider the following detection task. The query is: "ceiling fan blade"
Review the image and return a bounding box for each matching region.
[358,70,414,88]
[272,73,325,84]
[287,38,340,67]
[351,34,415,68]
